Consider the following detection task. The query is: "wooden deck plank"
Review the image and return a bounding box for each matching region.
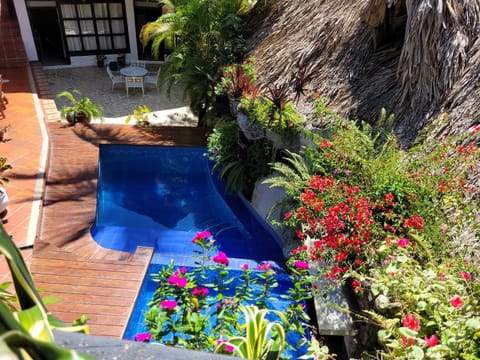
[32,121,207,338]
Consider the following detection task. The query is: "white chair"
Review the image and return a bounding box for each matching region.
[130,62,146,68]
[106,64,123,91]
[144,67,161,91]
[125,76,144,97]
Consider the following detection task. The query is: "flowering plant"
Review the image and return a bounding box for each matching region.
[359,243,480,358]
[269,105,480,357]
[142,231,325,358]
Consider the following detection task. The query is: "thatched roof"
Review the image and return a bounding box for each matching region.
[245,0,480,146]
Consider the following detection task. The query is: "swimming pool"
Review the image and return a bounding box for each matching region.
[92,145,286,269]
[92,145,306,357]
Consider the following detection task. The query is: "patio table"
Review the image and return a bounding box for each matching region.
[120,66,148,77]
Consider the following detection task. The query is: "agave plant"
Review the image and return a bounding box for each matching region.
[215,304,287,360]
[0,223,92,359]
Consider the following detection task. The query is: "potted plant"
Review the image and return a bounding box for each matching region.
[96,54,106,67]
[57,90,103,125]
[0,156,12,218]
[214,58,256,116]
[0,124,10,142]
[237,85,303,148]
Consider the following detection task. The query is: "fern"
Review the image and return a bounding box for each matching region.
[263,150,314,197]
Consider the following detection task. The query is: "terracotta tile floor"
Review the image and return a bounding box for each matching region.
[0,61,208,336]
[0,65,44,283]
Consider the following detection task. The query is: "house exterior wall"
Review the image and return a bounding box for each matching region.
[13,0,143,67]
[13,0,37,61]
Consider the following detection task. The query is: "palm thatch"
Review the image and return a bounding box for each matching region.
[244,0,480,146]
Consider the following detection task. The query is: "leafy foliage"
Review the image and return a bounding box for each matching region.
[207,120,275,196]
[139,0,258,122]
[0,223,92,359]
[144,231,324,358]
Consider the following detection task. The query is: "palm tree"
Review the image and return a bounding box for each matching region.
[139,0,258,123]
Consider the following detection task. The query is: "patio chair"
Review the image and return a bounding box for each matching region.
[130,62,146,68]
[144,67,161,91]
[125,76,144,97]
[106,64,123,91]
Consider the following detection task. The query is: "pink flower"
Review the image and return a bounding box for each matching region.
[134,333,152,342]
[213,251,229,266]
[161,299,177,310]
[294,261,309,270]
[460,271,471,280]
[178,267,188,274]
[284,211,292,219]
[192,231,211,244]
[402,313,421,332]
[257,262,272,271]
[192,286,209,298]
[216,339,234,353]
[397,238,409,247]
[450,296,463,308]
[241,264,249,270]
[424,334,438,348]
[167,274,187,288]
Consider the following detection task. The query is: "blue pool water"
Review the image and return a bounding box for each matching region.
[92,145,306,357]
[92,145,285,269]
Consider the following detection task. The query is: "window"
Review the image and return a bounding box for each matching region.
[60,1,129,55]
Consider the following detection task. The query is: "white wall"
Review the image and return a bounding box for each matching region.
[13,0,38,61]
[13,0,141,66]
[124,0,138,64]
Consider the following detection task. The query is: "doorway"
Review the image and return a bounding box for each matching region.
[29,7,69,66]
[134,4,164,61]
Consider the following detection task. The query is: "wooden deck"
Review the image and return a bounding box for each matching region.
[31,123,207,337]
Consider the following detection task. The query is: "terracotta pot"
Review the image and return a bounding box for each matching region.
[75,113,92,124]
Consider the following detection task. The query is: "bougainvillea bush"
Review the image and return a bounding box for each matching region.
[271,103,480,358]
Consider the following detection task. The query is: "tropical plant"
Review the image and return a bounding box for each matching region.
[57,90,103,124]
[125,104,154,126]
[207,120,275,196]
[214,58,256,100]
[238,94,304,142]
[139,0,258,123]
[0,223,92,359]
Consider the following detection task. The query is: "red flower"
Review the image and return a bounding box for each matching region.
[401,335,415,347]
[404,215,424,230]
[402,313,421,332]
[424,334,439,347]
[460,271,471,280]
[213,251,229,266]
[450,296,463,308]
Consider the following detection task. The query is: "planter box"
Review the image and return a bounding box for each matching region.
[237,112,265,140]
